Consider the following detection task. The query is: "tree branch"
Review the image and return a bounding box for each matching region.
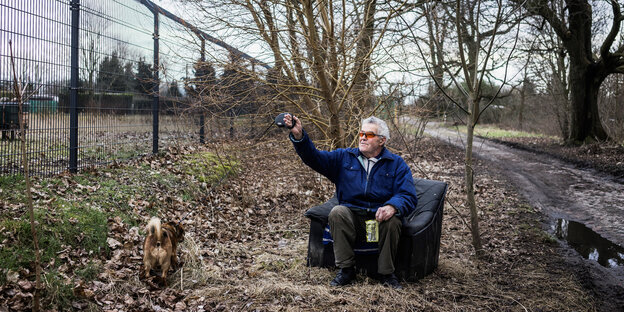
[600,0,623,60]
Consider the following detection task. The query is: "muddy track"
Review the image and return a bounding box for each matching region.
[424,123,624,311]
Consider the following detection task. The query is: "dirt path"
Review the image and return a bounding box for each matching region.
[424,122,624,310]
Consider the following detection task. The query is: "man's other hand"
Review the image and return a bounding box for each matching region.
[285,114,303,140]
[375,205,397,222]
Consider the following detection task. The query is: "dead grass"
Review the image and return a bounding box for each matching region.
[165,137,595,311]
[0,136,597,311]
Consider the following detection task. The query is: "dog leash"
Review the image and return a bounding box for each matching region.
[178,210,193,226]
[256,117,277,139]
[256,112,297,139]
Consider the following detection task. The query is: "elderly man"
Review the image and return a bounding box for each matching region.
[285,115,417,289]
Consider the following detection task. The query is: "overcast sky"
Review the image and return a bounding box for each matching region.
[1,0,524,101]
[0,0,247,91]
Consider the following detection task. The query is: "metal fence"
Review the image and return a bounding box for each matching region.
[0,0,269,177]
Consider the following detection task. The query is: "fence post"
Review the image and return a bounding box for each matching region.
[199,38,205,144]
[199,115,205,144]
[69,0,80,173]
[152,10,160,154]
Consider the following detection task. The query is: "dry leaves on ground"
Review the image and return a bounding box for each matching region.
[0,137,595,311]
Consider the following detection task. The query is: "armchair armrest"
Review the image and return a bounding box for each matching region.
[403,178,448,236]
[304,196,338,224]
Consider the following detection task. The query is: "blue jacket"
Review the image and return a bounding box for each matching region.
[291,131,418,219]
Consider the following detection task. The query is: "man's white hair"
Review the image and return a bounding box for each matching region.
[362,116,390,141]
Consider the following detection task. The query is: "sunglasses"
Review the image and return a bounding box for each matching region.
[358,131,382,139]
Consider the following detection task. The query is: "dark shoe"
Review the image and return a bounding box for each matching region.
[381,273,402,290]
[330,267,356,286]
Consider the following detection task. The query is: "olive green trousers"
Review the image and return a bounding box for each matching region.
[328,205,402,275]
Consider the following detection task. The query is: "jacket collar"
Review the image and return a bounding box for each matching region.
[347,146,393,160]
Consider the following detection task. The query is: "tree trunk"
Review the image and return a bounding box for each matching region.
[10,41,41,312]
[555,46,570,139]
[302,0,345,147]
[518,78,526,131]
[567,59,608,142]
[329,112,344,148]
[426,3,447,115]
[589,74,608,140]
[465,97,482,254]
[562,0,608,143]
[515,0,612,143]
[352,0,376,111]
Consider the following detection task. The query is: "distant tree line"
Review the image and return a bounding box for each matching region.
[59,48,271,117]
[184,53,278,119]
[87,51,154,96]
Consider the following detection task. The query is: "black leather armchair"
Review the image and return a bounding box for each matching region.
[304,178,448,281]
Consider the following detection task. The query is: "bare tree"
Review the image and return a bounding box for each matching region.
[80,3,109,103]
[512,0,624,143]
[352,0,378,111]
[420,0,521,253]
[598,74,624,142]
[9,40,41,312]
[182,0,407,148]
[425,2,453,115]
[527,14,571,139]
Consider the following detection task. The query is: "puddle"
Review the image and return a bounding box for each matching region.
[554,219,624,268]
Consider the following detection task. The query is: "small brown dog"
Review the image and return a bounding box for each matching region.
[143,217,185,286]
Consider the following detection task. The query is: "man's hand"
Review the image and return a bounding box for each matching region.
[375,205,397,222]
[285,114,303,140]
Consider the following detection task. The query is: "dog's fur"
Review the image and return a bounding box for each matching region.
[143,217,185,285]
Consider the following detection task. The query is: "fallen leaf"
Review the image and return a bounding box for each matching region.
[6,270,18,283]
[107,237,122,249]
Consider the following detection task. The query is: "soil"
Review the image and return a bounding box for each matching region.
[488,136,624,182]
[480,136,624,312]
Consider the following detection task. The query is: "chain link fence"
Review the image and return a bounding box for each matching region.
[0,0,270,177]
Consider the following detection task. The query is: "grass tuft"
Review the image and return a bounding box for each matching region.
[450,124,557,139]
[0,203,108,272]
[181,151,240,184]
